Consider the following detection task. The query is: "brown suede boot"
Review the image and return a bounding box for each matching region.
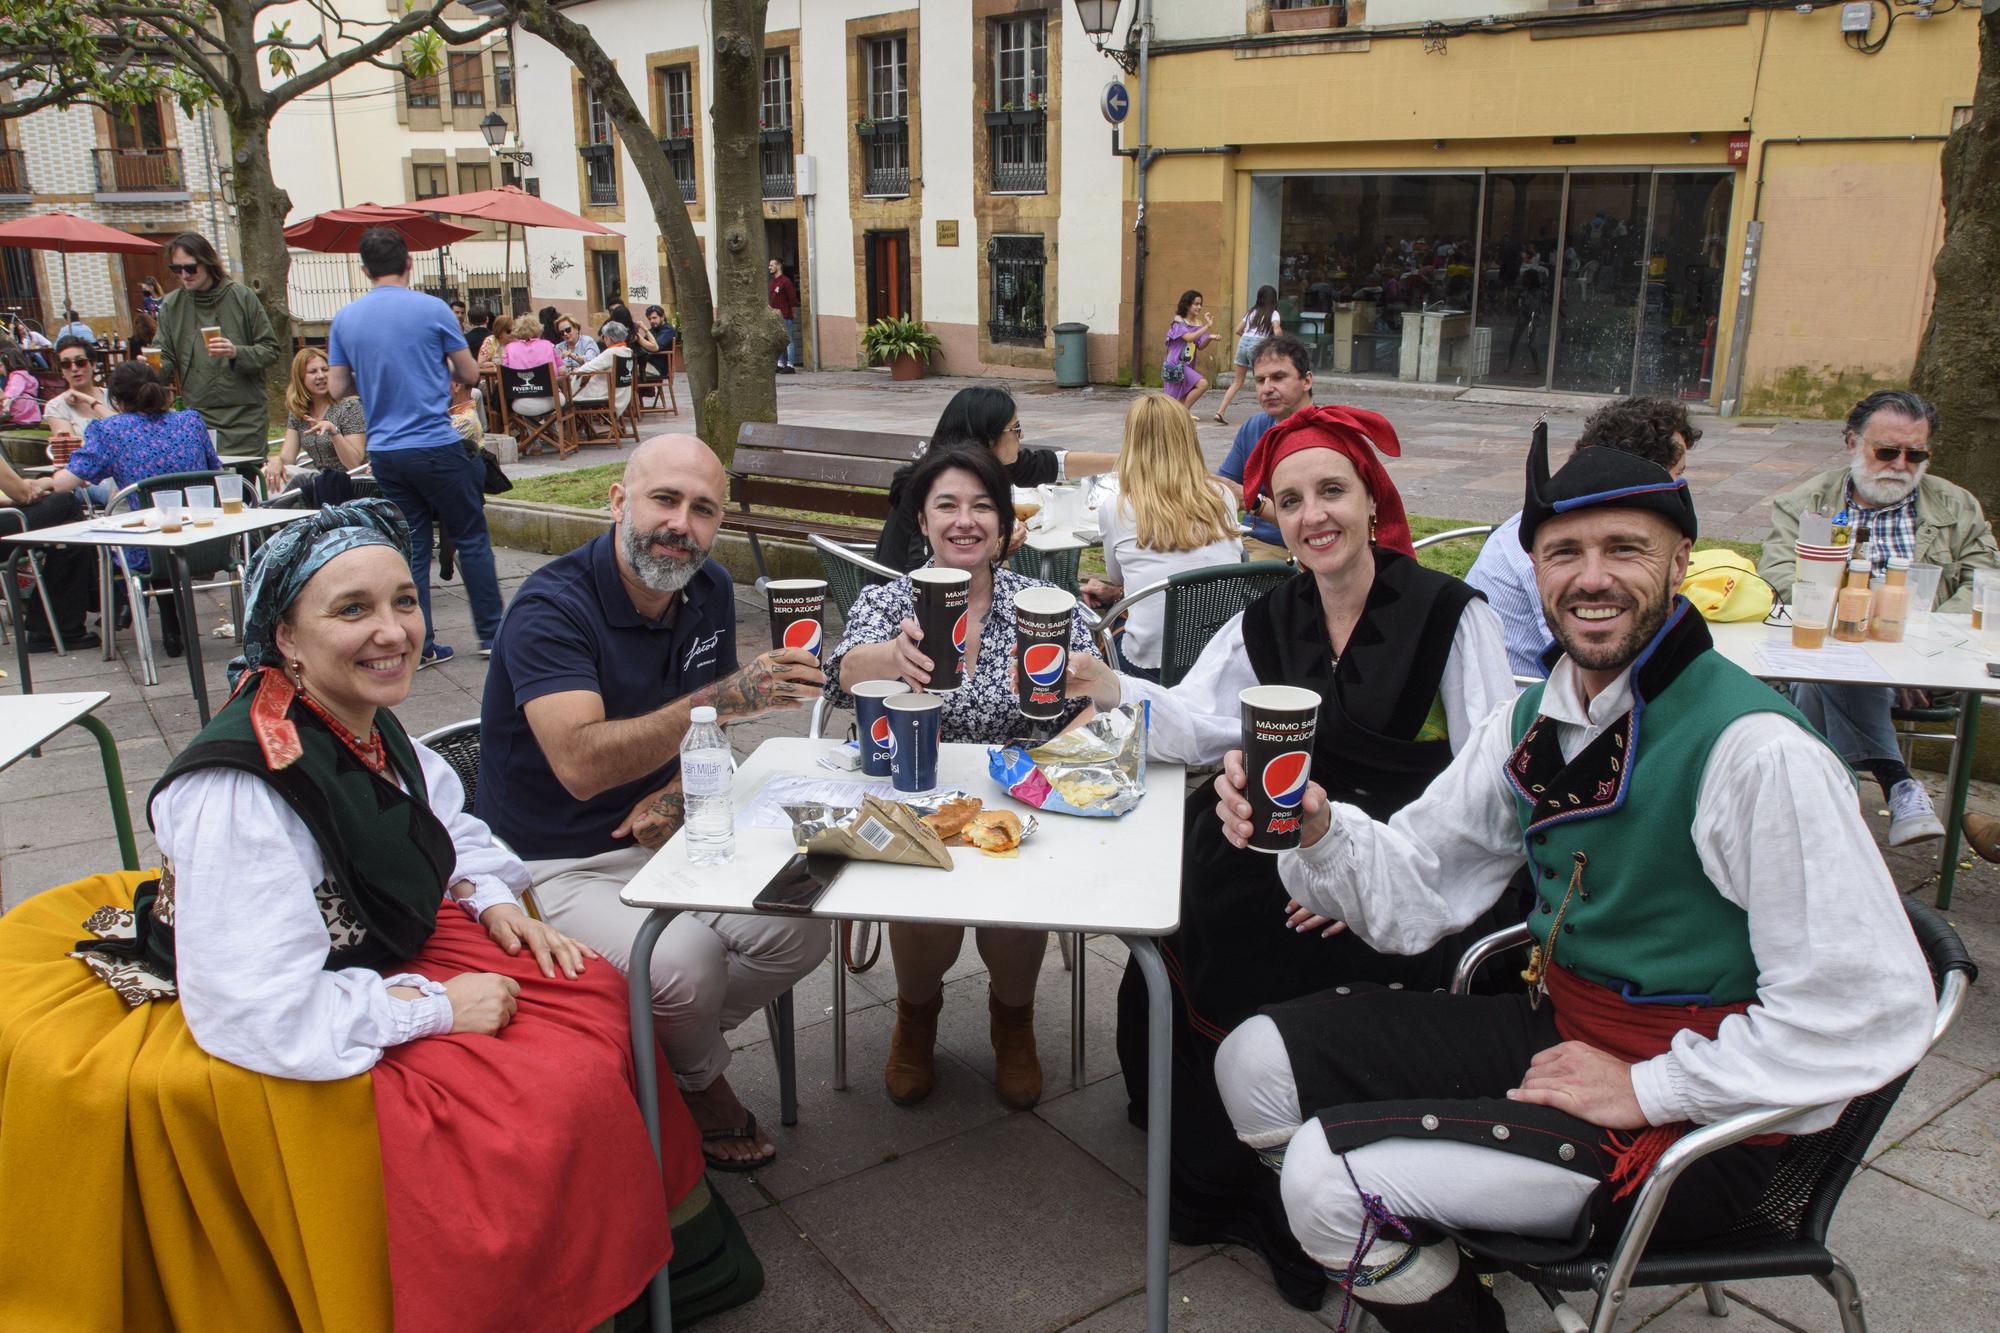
[884,992,944,1106]
[989,993,1043,1110]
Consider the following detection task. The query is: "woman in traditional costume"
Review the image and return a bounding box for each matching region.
[1066,404,1521,1309]
[0,501,715,1331]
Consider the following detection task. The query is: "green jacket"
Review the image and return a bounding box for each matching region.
[157,279,281,418]
[1759,466,2000,613]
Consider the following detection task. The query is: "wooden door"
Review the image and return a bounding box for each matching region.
[865,231,909,324]
[120,234,174,332]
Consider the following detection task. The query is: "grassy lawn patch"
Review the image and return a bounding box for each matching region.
[497,475,1765,581]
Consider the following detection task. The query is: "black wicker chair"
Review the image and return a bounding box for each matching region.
[414,718,802,1126]
[1449,896,1977,1333]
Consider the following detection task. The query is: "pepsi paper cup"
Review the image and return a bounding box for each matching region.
[767,578,828,657]
[852,679,911,778]
[884,692,944,794]
[1240,685,1321,854]
[911,567,972,693]
[1014,587,1075,721]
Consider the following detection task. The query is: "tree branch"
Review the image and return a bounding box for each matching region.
[266,4,500,105]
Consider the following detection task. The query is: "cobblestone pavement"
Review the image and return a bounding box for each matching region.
[511,368,1851,541]
[3,371,1990,1331]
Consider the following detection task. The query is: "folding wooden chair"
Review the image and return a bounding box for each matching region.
[498,363,572,459]
[561,357,628,450]
[635,350,679,420]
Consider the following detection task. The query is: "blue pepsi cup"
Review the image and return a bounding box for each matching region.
[1240,685,1320,854]
[851,679,910,778]
[884,692,944,794]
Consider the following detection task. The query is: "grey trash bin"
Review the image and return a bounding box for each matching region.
[1052,322,1089,387]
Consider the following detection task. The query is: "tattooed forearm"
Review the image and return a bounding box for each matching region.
[633,793,687,851]
[693,656,804,721]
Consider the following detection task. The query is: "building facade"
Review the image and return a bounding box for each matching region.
[506,0,1132,380]
[0,94,235,340]
[1135,0,1978,415]
[264,1,523,330]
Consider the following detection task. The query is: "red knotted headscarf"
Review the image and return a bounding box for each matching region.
[1237,404,1414,555]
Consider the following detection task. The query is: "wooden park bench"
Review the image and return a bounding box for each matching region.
[725,421,929,583]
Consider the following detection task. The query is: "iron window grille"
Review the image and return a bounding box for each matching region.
[987,235,1047,346]
[988,16,1047,194]
[661,66,697,202]
[861,120,909,198]
[582,87,616,206]
[760,130,795,200]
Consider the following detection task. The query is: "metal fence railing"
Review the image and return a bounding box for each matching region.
[862,121,909,198]
[989,123,1047,195]
[759,131,794,200]
[287,250,530,325]
[94,147,185,193]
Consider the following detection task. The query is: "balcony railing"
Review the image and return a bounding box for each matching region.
[579,143,616,206]
[0,148,27,195]
[659,137,697,203]
[858,118,909,198]
[986,113,1047,194]
[759,129,794,200]
[93,147,185,194]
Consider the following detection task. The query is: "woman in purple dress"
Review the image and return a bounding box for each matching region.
[1161,290,1216,417]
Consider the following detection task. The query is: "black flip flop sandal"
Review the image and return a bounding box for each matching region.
[701,1110,776,1173]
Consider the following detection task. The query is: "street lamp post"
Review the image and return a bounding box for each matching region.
[1073,0,1138,73]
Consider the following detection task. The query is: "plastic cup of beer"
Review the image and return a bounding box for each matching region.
[200,325,224,356]
[186,485,217,526]
[154,490,184,534]
[142,346,162,371]
[216,473,245,514]
[1975,569,2000,642]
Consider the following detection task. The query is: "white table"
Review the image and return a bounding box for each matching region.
[0,691,138,870]
[620,737,1186,1333]
[1708,613,1994,907]
[3,505,309,724]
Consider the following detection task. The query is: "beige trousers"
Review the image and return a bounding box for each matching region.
[526,845,830,1092]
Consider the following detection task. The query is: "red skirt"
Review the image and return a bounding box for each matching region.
[371,905,705,1333]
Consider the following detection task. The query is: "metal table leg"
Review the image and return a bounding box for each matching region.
[172,552,211,724]
[76,714,138,871]
[1121,934,1172,1333]
[1936,694,1982,911]
[626,908,676,1333]
[1070,932,1087,1091]
[832,923,849,1092]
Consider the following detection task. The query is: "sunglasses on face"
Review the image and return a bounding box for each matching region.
[1870,446,1930,466]
[59,356,91,369]
[167,262,201,275]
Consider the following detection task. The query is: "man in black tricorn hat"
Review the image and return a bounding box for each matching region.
[1202,427,1936,1330]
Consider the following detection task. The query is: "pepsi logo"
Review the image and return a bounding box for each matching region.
[870,715,895,755]
[782,618,822,655]
[1261,751,1311,809]
[951,611,969,656]
[1023,642,1066,688]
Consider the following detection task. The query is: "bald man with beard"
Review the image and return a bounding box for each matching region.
[478,435,829,1169]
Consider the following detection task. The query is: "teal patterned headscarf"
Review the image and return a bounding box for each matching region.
[228,499,412,685]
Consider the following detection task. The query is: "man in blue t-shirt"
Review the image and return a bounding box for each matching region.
[478,434,828,1170]
[328,227,503,665]
[1216,335,1314,563]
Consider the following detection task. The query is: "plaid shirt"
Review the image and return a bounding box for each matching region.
[1840,478,1919,577]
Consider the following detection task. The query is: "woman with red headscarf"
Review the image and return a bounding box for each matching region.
[1067,404,1517,1310]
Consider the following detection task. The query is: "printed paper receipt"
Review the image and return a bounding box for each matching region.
[1756,641,1889,682]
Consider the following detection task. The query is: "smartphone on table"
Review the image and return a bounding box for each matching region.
[752,852,846,915]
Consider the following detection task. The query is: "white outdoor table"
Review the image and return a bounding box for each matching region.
[620,736,1185,1333]
[1708,612,1994,907]
[0,691,138,870]
[21,452,264,480]
[2,505,309,724]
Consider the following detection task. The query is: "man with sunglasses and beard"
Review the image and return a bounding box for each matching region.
[477,434,829,1172]
[1203,432,1935,1331]
[1760,390,2000,847]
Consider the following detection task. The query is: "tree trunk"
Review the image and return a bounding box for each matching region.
[702,0,787,466]
[215,0,294,440]
[1913,6,2000,515]
[508,0,781,468]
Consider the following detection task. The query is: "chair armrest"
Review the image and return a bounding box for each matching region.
[807,695,832,740]
[1090,577,1171,666]
[1450,920,1533,996]
[806,533,902,583]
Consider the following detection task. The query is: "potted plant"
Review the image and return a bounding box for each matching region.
[860,314,943,381]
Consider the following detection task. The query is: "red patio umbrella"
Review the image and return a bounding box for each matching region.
[0,212,157,320]
[414,185,620,314]
[284,203,480,253]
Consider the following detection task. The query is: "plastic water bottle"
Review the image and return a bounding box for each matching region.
[680,706,736,865]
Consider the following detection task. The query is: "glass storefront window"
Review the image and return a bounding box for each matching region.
[1550,173,1652,394]
[1275,173,1480,380]
[1474,172,1564,388]
[1634,172,1733,400]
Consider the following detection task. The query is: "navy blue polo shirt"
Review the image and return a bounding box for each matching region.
[477,532,738,860]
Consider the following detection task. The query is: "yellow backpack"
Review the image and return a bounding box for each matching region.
[1679,549,1775,622]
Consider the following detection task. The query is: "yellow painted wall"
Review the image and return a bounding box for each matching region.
[1134,7,1977,412]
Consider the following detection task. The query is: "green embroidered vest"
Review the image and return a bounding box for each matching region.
[1505,605,1825,1005]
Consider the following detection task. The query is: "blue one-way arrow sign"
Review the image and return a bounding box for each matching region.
[1100,82,1130,126]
